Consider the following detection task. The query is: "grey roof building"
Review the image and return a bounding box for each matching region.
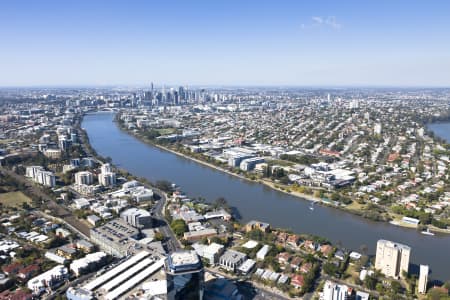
[219,250,247,272]
[90,218,141,257]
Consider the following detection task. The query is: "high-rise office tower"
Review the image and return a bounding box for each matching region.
[375,239,411,279]
[165,251,204,300]
[178,86,185,103]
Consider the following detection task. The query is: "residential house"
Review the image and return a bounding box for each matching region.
[286,235,301,249]
[2,263,23,276]
[277,252,291,266]
[320,244,334,257]
[56,245,77,259]
[17,265,40,282]
[290,257,303,271]
[291,274,305,289]
[300,262,313,274]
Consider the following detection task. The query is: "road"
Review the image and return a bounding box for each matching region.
[150,187,182,252]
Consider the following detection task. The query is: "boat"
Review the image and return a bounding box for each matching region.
[421,228,435,236]
[309,202,315,211]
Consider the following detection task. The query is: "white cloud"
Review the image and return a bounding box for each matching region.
[312,16,324,24]
[302,16,342,30]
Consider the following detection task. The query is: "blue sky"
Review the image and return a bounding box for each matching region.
[1,0,450,87]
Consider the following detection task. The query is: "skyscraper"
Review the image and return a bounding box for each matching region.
[165,251,204,300]
[178,86,185,103]
[375,240,411,279]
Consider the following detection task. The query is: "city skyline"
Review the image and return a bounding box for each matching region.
[1,0,450,87]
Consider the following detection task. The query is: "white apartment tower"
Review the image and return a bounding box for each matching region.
[25,166,56,187]
[418,265,429,294]
[98,172,116,187]
[375,239,411,279]
[99,163,116,187]
[374,123,382,135]
[100,163,112,174]
[75,171,94,185]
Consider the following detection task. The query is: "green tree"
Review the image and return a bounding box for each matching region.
[364,275,377,290]
[155,180,173,192]
[170,219,187,237]
[154,231,164,241]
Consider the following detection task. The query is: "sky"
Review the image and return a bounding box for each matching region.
[1,0,450,87]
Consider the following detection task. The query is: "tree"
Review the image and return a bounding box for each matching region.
[390,280,402,294]
[154,231,164,241]
[323,262,338,276]
[364,275,377,290]
[170,219,187,237]
[213,197,229,211]
[155,180,173,192]
[246,229,264,241]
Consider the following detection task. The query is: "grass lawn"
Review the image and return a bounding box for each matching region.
[157,128,176,135]
[0,191,32,207]
[345,201,365,210]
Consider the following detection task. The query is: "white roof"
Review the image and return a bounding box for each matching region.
[242,240,258,249]
[83,251,150,291]
[28,265,68,290]
[120,207,151,217]
[104,258,165,300]
[238,259,256,273]
[169,251,200,267]
[204,243,224,255]
[256,245,270,259]
[100,258,154,292]
[71,252,106,270]
[349,251,362,259]
[141,280,167,296]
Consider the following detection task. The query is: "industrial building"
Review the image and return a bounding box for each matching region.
[240,157,265,171]
[73,251,165,300]
[90,218,141,257]
[219,250,247,272]
[120,208,153,229]
[192,242,224,265]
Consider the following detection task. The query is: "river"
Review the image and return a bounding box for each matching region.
[82,112,450,281]
[428,122,450,143]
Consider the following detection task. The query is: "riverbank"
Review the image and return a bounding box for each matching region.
[115,120,450,235]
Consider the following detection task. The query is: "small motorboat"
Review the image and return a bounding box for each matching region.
[421,228,435,236]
